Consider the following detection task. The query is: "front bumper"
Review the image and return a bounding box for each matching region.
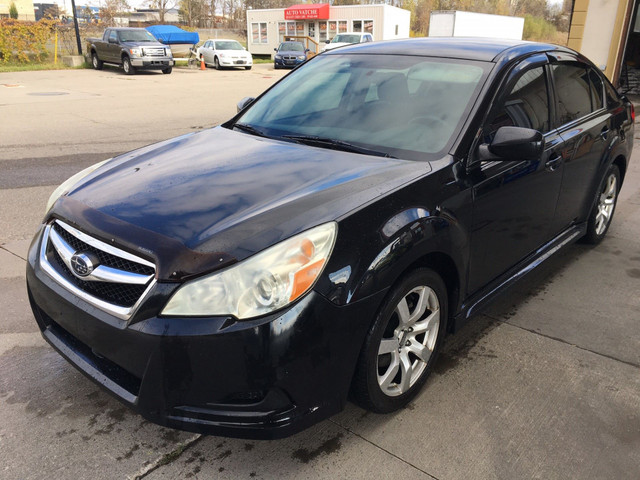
[26,226,383,439]
[274,57,305,68]
[218,58,252,67]
[130,57,174,69]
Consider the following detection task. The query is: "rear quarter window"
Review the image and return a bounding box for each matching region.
[552,63,592,125]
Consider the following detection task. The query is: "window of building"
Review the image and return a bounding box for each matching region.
[351,20,374,34]
[486,66,550,138]
[552,63,592,125]
[252,22,268,44]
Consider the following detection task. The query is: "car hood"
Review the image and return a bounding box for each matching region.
[277,50,305,56]
[122,41,166,48]
[57,127,431,279]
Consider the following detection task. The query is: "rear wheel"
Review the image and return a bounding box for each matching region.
[583,164,621,244]
[122,56,135,75]
[91,52,103,70]
[162,67,172,74]
[351,268,447,413]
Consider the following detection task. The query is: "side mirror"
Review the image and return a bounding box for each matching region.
[237,96,255,113]
[304,49,310,53]
[274,48,277,52]
[478,126,544,161]
[324,39,330,44]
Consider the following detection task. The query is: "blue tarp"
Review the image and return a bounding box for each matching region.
[146,25,199,45]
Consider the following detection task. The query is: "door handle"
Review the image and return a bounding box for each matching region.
[545,153,562,172]
[601,126,610,140]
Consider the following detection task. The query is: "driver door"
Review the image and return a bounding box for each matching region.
[467,55,565,294]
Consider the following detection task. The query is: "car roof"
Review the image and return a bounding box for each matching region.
[327,37,572,63]
[206,39,240,43]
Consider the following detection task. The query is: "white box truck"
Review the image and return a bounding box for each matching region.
[429,10,524,40]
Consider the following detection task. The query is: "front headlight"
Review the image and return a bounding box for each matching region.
[45,159,110,213]
[165,48,172,56]
[162,222,337,319]
[130,48,142,56]
[298,55,306,60]
[275,54,282,59]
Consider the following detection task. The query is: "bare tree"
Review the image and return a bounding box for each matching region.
[149,0,176,23]
[100,0,130,26]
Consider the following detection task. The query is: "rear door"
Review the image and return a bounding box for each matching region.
[548,55,613,232]
[467,55,564,293]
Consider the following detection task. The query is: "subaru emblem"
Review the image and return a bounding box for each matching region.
[70,252,95,277]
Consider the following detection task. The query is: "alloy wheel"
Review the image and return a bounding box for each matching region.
[595,172,617,235]
[376,285,440,397]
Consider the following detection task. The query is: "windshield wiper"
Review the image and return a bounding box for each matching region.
[282,135,396,158]
[233,123,268,138]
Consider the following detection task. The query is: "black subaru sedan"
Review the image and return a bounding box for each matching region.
[27,38,633,439]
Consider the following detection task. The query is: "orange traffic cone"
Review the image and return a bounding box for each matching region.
[200,56,206,70]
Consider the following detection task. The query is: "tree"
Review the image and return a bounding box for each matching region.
[9,2,18,19]
[44,4,62,18]
[100,0,130,26]
[149,0,176,23]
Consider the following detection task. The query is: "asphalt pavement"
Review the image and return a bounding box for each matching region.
[1,66,639,480]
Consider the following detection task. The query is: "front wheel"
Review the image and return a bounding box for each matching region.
[582,164,621,244]
[245,66,252,70]
[122,56,135,75]
[162,67,172,74]
[214,57,221,70]
[351,268,447,413]
[91,53,103,70]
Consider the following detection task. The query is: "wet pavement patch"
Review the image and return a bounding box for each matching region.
[291,433,343,464]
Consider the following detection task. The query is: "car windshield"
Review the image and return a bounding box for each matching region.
[234,54,489,160]
[215,41,243,50]
[279,42,304,52]
[118,30,157,42]
[331,34,362,44]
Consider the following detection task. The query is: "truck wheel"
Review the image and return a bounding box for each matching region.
[91,52,103,70]
[214,57,221,70]
[162,67,172,74]
[123,57,135,75]
[245,66,252,70]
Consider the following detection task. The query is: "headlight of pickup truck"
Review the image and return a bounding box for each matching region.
[129,48,142,56]
[162,222,337,319]
[45,159,110,213]
[165,48,172,56]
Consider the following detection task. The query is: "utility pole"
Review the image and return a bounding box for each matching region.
[70,0,82,55]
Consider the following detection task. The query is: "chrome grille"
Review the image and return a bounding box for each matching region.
[39,220,156,320]
[144,48,166,57]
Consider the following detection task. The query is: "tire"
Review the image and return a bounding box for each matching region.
[162,67,172,74]
[582,164,621,244]
[274,64,280,70]
[214,57,221,70]
[91,52,103,70]
[245,66,252,70]
[122,56,135,75]
[351,268,448,413]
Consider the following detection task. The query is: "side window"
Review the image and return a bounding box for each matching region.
[486,66,550,140]
[552,63,592,125]
[604,80,620,108]
[588,68,604,111]
[109,30,117,43]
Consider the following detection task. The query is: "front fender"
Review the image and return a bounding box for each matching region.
[316,205,468,309]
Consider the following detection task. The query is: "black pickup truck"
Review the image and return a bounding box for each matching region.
[86,27,174,75]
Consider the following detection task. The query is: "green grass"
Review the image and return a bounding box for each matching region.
[0,61,91,72]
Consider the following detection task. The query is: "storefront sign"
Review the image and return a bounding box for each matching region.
[284,3,330,20]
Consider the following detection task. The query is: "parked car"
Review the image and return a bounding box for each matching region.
[322,32,373,52]
[86,27,174,75]
[28,38,633,440]
[274,41,308,69]
[197,39,252,70]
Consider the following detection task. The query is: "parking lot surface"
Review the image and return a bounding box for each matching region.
[1,66,639,480]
